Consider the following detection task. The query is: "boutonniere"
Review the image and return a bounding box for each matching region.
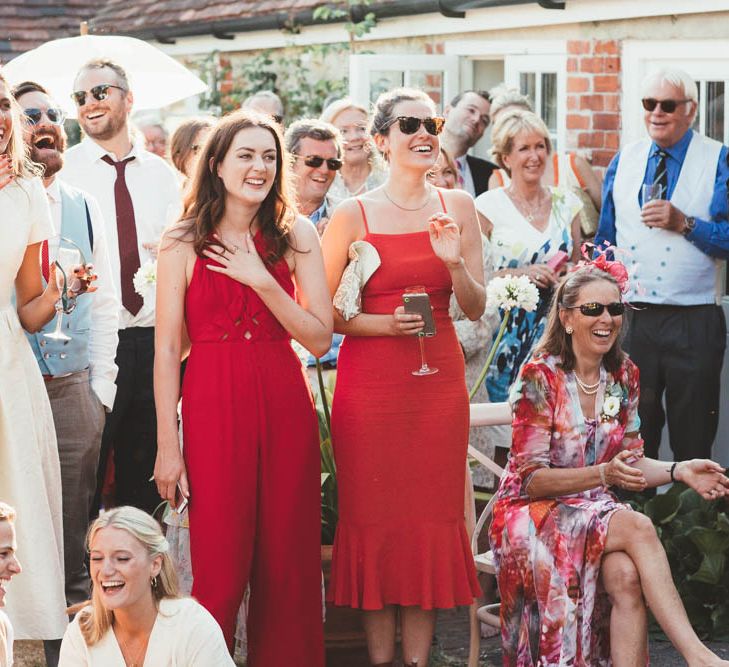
[600,381,623,422]
[133,260,157,307]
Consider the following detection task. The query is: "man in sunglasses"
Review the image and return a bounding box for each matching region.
[441,90,497,197]
[61,59,181,518]
[12,79,120,667]
[596,67,729,467]
[284,118,344,369]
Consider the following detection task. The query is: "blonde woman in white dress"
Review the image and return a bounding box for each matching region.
[0,68,67,644]
[60,506,233,666]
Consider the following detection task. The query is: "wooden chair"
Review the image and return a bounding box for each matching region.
[465,402,512,667]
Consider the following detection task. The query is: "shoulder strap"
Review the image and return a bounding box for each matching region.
[355,198,370,234]
[436,188,448,214]
[552,153,559,185]
[568,152,586,188]
[84,200,94,251]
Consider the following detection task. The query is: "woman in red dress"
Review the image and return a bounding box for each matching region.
[322,88,485,666]
[153,110,332,665]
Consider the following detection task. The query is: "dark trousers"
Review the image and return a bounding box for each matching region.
[625,303,726,461]
[93,327,161,515]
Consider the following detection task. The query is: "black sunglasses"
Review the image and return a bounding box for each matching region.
[564,301,626,317]
[23,107,66,126]
[71,84,126,107]
[272,114,283,125]
[385,116,445,136]
[294,155,343,171]
[641,98,692,114]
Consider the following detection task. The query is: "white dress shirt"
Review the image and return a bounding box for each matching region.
[46,178,120,410]
[61,137,182,329]
[456,155,476,197]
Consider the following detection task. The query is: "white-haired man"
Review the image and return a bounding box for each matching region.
[596,68,729,464]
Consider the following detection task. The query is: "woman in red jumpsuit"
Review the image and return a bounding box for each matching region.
[153,110,332,665]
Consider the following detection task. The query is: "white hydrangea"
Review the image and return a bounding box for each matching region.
[133,260,157,304]
[486,274,539,312]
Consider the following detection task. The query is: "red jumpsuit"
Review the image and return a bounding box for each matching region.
[182,233,324,666]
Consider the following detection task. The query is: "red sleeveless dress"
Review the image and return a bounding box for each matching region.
[327,194,481,609]
[182,231,324,665]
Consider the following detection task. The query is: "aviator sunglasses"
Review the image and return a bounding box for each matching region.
[71,84,126,107]
[23,107,66,126]
[641,98,692,114]
[294,155,343,171]
[564,302,626,317]
[384,116,445,136]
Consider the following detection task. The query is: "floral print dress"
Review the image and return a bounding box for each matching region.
[489,353,641,666]
[474,187,582,402]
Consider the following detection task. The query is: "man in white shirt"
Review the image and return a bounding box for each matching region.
[14,80,120,667]
[61,59,181,516]
[441,90,497,197]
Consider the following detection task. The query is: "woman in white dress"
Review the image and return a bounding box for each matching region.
[475,109,582,404]
[0,68,67,642]
[60,506,233,666]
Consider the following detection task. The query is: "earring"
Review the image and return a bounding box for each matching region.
[151,576,158,589]
[565,326,573,335]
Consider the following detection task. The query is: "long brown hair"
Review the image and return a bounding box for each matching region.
[170,117,214,177]
[533,266,626,374]
[182,109,297,264]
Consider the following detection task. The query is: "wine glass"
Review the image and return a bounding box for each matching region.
[44,236,85,342]
[403,286,438,377]
[641,183,663,205]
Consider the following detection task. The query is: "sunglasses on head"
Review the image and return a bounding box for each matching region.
[23,107,66,126]
[71,84,126,107]
[272,114,283,125]
[641,98,692,114]
[565,302,626,317]
[295,155,343,171]
[385,116,445,136]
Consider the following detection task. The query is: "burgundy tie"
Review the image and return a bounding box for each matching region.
[102,154,144,316]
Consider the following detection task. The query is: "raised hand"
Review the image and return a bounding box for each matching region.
[0,154,14,191]
[203,232,275,291]
[427,212,462,268]
[675,459,729,501]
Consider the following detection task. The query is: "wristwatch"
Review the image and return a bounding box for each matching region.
[682,216,696,237]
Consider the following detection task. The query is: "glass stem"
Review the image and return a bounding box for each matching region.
[418,334,429,371]
[52,308,64,336]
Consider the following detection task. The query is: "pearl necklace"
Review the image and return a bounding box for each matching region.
[574,372,600,395]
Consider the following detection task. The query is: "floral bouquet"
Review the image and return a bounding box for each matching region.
[133,260,157,309]
[469,274,539,399]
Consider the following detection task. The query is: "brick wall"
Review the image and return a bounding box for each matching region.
[566,39,621,170]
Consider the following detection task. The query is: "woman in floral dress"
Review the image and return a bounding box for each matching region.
[475,109,582,403]
[489,261,729,667]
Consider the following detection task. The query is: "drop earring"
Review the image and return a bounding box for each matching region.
[566,326,573,335]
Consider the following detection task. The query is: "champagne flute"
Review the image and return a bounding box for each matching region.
[403,286,438,376]
[44,237,85,341]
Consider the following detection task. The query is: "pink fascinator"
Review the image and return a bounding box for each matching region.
[569,242,631,294]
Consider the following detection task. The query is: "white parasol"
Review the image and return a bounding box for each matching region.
[3,34,208,117]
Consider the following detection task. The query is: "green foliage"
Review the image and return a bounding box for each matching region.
[315,364,338,545]
[638,484,729,639]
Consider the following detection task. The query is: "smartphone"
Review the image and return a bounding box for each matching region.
[403,291,437,337]
[547,250,569,274]
[175,482,189,515]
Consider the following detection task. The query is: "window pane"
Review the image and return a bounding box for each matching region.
[692,83,701,133]
[369,71,404,104]
[705,81,725,142]
[520,72,536,111]
[409,70,444,111]
[541,72,558,133]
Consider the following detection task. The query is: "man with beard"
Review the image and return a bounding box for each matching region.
[441,90,497,197]
[13,79,120,667]
[61,59,181,517]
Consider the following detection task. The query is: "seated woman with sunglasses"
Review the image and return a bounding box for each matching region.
[322,88,485,666]
[489,258,729,667]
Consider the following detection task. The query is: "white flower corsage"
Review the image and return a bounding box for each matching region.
[133,260,157,307]
[600,382,623,422]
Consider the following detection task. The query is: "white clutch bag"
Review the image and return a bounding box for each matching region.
[333,240,381,321]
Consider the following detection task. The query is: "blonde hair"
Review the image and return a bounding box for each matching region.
[78,506,179,646]
[0,503,15,524]
[489,83,532,121]
[319,97,368,126]
[490,108,552,173]
[0,68,42,179]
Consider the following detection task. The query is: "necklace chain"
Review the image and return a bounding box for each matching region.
[508,185,548,224]
[383,186,432,212]
[574,372,601,395]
